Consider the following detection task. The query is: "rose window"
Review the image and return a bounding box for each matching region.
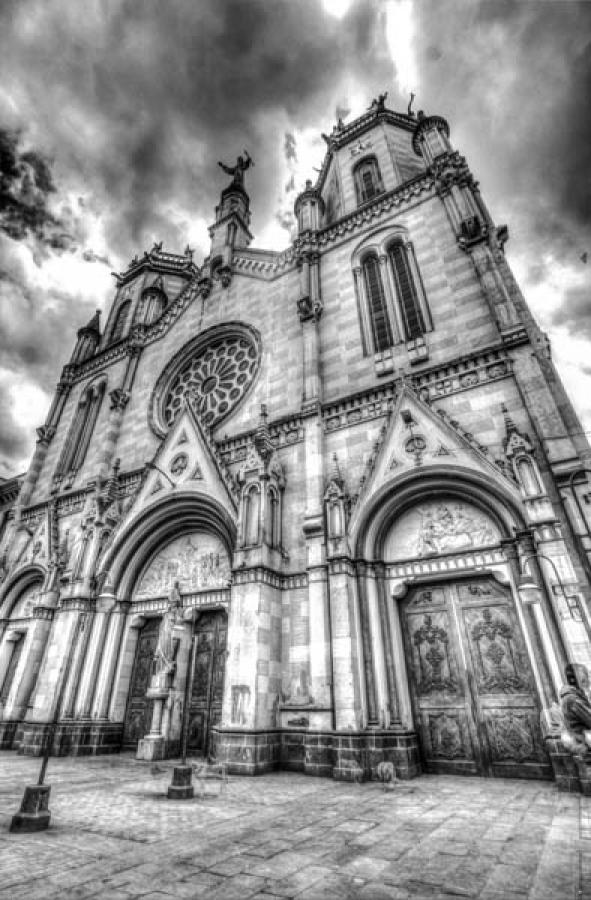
[164,335,258,428]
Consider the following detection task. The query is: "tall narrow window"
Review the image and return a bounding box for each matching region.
[389,242,426,341]
[111,300,131,343]
[354,157,383,206]
[56,379,106,478]
[363,254,393,352]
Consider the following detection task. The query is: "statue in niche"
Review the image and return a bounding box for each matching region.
[558,663,591,756]
[218,150,253,188]
[153,581,182,683]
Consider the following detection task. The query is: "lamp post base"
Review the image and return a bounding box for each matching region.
[10,785,51,833]
[167,765,194,800]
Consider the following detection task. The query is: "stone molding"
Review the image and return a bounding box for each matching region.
[232,566,308,590]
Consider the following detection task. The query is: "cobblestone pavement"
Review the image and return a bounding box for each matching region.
[0,751,589,899]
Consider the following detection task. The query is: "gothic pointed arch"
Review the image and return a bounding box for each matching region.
[0,564,45,619]
[97,490,236,600]
[352,465,526,561]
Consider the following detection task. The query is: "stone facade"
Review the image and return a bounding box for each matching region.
[1,101,591,784]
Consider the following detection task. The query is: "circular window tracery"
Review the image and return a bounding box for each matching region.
[163,334,259,429]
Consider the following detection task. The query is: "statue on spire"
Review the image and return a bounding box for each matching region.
[218,150,254,188]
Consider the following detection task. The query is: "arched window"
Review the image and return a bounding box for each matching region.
[354,157,383,206]
[363,254,394,352]
[389,241,426,341]
[111,300,131,343]
[243,486,260,546]
[56,379,106,478]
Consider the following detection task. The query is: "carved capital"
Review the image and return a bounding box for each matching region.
[297,296,323,323]
[109,388,130,411]
[198,276,213,299]
[457,215,488,251]
[36,424,56,446]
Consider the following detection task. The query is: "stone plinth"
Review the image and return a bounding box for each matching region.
[167,765,194,800]
[10,784,51,832]
[136,735,168,761]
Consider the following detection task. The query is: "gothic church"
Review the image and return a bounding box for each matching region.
[1,98,590,783]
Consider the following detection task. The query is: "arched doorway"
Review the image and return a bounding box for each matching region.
[400,575,548,778]
[188,609,227,757]
[121,530,231,755]
[0,575,43,748]
[350,471,553,780]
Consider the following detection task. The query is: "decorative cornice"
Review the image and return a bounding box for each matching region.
[232,566,308,589]
[112,245,197,288]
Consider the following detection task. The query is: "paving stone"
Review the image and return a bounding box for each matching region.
[0,752,587,899]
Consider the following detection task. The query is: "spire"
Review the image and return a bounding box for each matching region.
[254,404,274,461]
[329,453,344,489]
[501,403,518,436]
[79,309,101,337]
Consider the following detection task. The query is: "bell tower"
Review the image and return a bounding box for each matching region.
[204,152,254,291]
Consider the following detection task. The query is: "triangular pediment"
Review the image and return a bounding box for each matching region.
[350,385,519,526]
[132,401,238,515]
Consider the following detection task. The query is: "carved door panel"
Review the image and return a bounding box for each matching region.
[122,618,160,749]
[402,586,480,775]
[402,579,550,779]
[187,610,227,757]
[455,579,550,779]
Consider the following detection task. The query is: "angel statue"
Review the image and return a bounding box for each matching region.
[218,150,253,188]
[153,581,182,680]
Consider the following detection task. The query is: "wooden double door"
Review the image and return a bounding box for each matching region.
[187,610,227,757]
[401,577,550,779]
[122,610,227,757]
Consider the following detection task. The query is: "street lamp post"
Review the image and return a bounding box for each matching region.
[10,612,82,832]
[167,621,198,800]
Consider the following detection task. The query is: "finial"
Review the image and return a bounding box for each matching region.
[501,403,518,435]
[407,92,415,117]
[330,453,344,487]
[184,245,194,259]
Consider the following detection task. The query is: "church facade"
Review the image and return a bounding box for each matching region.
[1,99,591,782]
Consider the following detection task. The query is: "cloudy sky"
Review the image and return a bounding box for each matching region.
[0,0,590,477]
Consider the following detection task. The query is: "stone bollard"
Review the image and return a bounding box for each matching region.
[167,765,194,800]
[10,785,51,833]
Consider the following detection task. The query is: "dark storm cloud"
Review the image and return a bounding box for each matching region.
[0,0,395,474]
[1,0,590,476]
[412,0,591,333]
[0,0,393,260]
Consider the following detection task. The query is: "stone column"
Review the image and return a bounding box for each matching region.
[376,566,401,725]
[59,600,94,719]
[516,529,568,678]
[501,538,557,704]
[307,565,332,714]
[73,598,114,717]
[25,605,80,724]
[6,606,55,724]
[362,566,389,725]
[92,600,131,720]
[0,630,21,696]
[328,559,364,730]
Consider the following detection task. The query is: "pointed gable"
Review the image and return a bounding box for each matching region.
[131,401,238,517]
[349,385,520,531]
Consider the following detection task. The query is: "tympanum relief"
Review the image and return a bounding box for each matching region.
[135,533,231,598]
[384,499,500,561]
